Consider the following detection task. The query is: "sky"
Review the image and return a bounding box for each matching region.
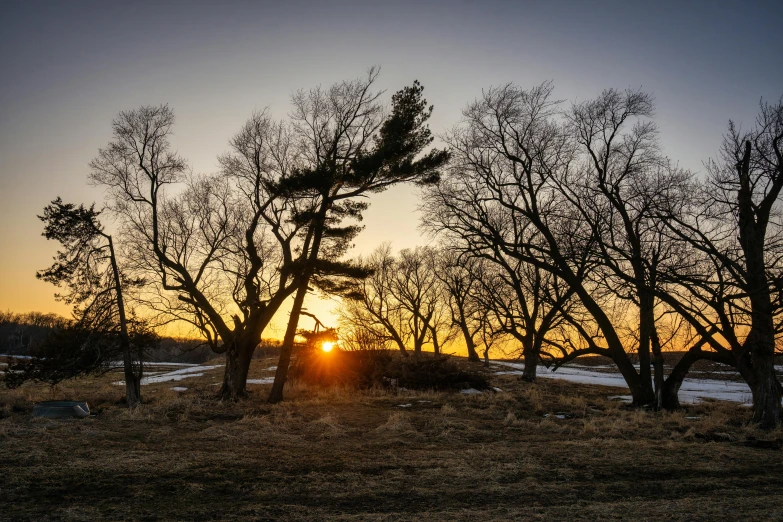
[1,0,781,339]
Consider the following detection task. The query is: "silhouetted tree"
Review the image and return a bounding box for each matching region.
[423,82,656,404]
[90,106,311,399]
[267,71,449,403]
[436,252,485,362]
[656,97,783,426]
[35,198,143,407]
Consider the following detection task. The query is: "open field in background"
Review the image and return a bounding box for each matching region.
[2,357,783,521]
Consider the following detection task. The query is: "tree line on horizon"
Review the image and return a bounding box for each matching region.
[7,69,783,428]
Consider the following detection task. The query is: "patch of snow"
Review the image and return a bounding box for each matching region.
[0,354,33,359]
[397,403,412,408]
[266,366,277,371]
[417,400,432,403]
[492,360,758,405]
[170,386,188,392]
[460,388,483,395]
[113,364,223,386]
[247,377,275,385]
[492,387,504,392]
[108,361,199,368]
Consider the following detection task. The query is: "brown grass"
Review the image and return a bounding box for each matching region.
[1,357,782,520]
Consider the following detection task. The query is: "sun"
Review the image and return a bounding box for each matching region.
[321,341,335,353]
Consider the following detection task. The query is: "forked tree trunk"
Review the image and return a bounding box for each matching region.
[636,292,657,407]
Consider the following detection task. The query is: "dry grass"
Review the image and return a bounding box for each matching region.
[1,357,782,521]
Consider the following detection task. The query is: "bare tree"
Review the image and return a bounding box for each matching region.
[656,96,783,426]
[436,252,486,361]
[423,82,656,404]
[391,247,441,354]
[339,244,411,354]
[90,106,306,399]
[564,89,694,408]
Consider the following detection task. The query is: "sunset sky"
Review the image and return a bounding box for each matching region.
[1,0,781,339]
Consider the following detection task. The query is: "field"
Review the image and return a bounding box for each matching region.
[2,356,783,521]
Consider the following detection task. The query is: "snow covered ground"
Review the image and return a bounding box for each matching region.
[113,365,223,386]
[247,377,275,385]
[493,361,755,405]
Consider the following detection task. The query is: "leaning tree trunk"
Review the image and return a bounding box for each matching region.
[661,346,702,411]
[430,326,440,355]
[268,281,309,404]
[108,235,141,408]
[460,323,480,362]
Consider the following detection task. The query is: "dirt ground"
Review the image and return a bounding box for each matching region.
[2,357,782,521]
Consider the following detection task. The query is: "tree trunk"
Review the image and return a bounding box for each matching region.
[636,291,656,407]
[748,330,781,428]
[430,327,440,355]
[220,340,254,400]
[124,369,142,408]
[268,281,309,404]
[107,235,141,408]
[650,328,665,411]
[461,324,479,362]
[521,339,538,382]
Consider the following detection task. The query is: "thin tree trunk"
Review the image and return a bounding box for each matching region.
[268,281,309,404]
[108,235,141,408]
[650,328,664,411]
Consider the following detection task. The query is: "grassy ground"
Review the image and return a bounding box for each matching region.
[2,357,782,521]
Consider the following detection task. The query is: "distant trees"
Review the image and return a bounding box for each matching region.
[340,245,493,359]
[0,311,68,355]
